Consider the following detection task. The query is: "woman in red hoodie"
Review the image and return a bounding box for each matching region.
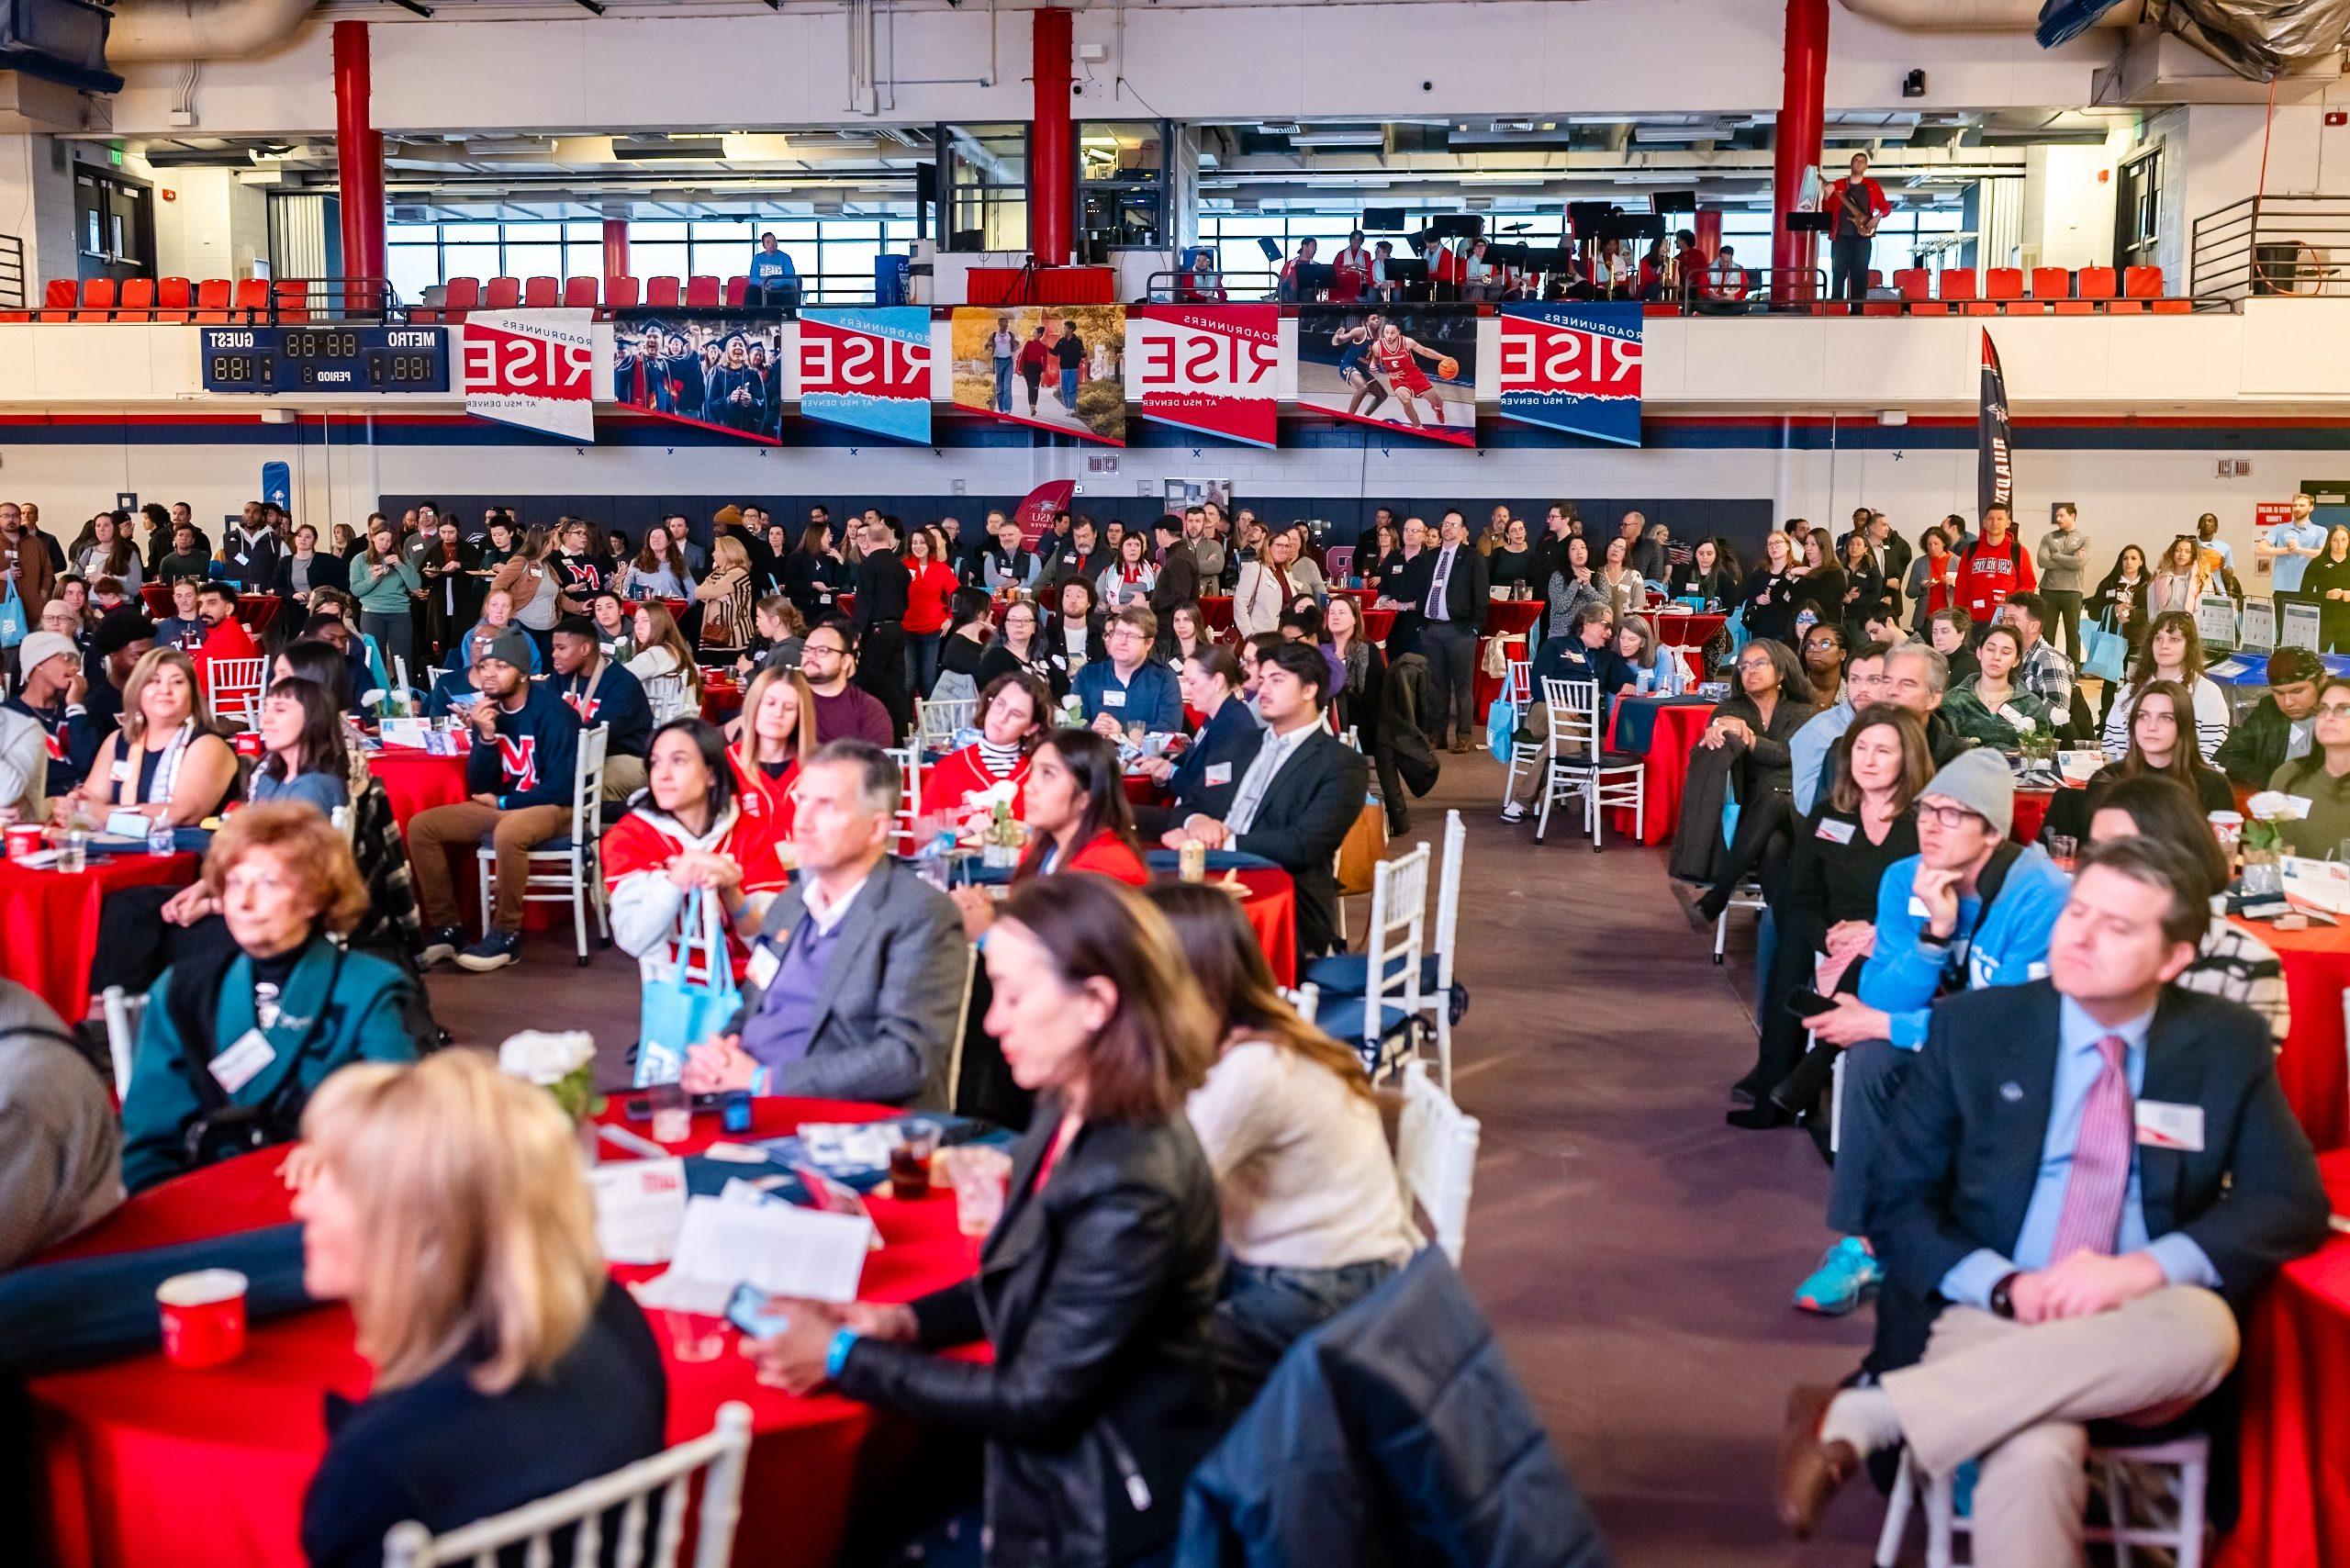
[903,523,961,700]
[724,663,819,866]
[924,671,1052,825]
[949,727,1148,938]
[605,717,792,985]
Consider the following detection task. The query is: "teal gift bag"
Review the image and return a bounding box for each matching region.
[0,582,23,650]
[2078,611,2128,684]
[633,889,742,1086]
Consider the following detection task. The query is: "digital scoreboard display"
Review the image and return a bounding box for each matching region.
[200,327,451,394]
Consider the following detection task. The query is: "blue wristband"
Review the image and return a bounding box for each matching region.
[825,1327,860,1381]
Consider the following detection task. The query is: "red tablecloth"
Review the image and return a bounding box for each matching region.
[2236,918,2350,1154]
[1199,595,1234,633]
[1472,635,1528,726]
[29,1096,980,1568]
[2013,788,2054,847]
[1228,867,1298,988]
[1651,611,1727,649]
[0,852,197,1021]
[701,677,744,725]
[1601,701,1715,846]
[2218,1150,2350,1568]
[364,748,471,832]
[1481,599,1543,641]
[1192,595,1393,646]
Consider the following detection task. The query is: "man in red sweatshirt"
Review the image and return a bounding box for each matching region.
[186,579,260,691]
[1952,504,2035,624]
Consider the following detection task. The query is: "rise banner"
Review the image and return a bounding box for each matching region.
[461,310,596,442]
[797,308,933,444]
[1495,303,1643,447]
[1124,305,1280,447]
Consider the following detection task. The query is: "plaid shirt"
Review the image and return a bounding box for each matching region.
[2016,636,2075,716]
[2177,919,2290,1045]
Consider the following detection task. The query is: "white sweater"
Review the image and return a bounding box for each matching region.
[1185,1040,1420,1271]
[2100,673,2231,764]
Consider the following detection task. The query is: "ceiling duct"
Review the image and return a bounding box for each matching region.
[2126,0,2350,80]
[1838,0,2144,28]
[107,0,316,62]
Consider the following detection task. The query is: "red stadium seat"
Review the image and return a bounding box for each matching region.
[73,277,117,321]
[192,278,234,324]
[0,308,25,323]
[118,277,156,319]
[1640,301,1684,318]
[605,275,640,308]
[2072,266,2118,316]
[155,276,194,322]
[1983,267,2041,315]
[723,275,749,308]
[233,278,272,322]
[2122,263,2191,314]
[563,275,599,308]
[522,276,559,308]
[646,276,681,308]
[274,278,310,322]
[442,276,482,316]
[1866,269,1884,290]
[484,276,521,310]
[1938,267,1994,315]
[36,277,76,320]
[1893,268,1943,315]
[684,275,720,308]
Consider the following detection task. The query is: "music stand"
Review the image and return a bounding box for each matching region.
[1785,212,1833,235]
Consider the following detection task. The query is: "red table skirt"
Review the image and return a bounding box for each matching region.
[1481,599,1543,641]
[2012,788,2053,847]
[1230,868,1298,988]
[964,265,1116,306]
[2242,919,2350,1155]
[2218,1151,2350,1568]
[1603,701,1713,846]
[364,749,471,832]
[0,852,197,1021]
[29,1097,980,1568]
[1472,635,1529,727]
[139,585,279,634]
[1652,611,1726,648]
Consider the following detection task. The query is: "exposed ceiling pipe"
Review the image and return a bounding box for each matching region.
[108,0,319,62]
[1834,0,2144,28]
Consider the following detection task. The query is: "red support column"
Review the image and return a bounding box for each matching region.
[601,218,631,280]
[1029,5,1074,267]
[331,20,387,315]
[1770,0,1829,308]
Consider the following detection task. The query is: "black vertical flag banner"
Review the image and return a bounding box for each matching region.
[1978,330,2013,520]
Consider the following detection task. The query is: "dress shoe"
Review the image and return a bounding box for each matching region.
[1726,1103,1792,1131]
[1450,736,1473,755]
[1671,879,1712,933]
[1774,1383,1862,1538]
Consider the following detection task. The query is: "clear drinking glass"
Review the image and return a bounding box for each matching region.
[55,829,87,875]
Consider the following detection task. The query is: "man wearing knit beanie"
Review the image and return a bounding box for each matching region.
[1783,743,2071,1318]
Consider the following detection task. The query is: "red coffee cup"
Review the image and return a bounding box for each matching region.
[3,823,42,860]
[157,1269,249,1369]
[232,732,265,758]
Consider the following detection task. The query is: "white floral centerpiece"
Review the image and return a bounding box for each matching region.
[962,779,1027,868]
[498,1030,601,1124]
[2241,791,2309,894]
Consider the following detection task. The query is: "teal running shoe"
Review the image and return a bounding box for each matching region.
[1793,1237,1881,1316]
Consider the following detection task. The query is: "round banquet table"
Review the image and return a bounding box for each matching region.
[1200,595,1235,633]
[28,1095,982,1568]
[138,584,279,634]
[2215,1149,2350,1568]
[1472,599,1545,724]
[1651,610,1727,650]
[0,851,197,1022]
[2012,787,2055,847]
[962,849,1297,987]
[700,674,744,725]
[364,747,472,832]
[1602,699,1716,846]
[2232,915,2350,1154]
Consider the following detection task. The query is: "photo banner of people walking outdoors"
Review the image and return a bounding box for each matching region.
[951,305,1127,445]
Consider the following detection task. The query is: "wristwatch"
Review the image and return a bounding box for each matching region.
[1989,1271,2020,1319]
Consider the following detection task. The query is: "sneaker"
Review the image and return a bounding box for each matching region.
[453,931,522,972]
[1499,801,1527,823]
[419,924,464,969]
[1793,1237,1881,1316]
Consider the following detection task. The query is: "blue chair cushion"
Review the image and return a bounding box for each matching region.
[1303,950,1443,1000]
[478,832,575,853]
[1314,994,1416,1047]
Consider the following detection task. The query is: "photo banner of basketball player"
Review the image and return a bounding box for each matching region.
[1294,304,1475,447]
[1494,303,1643,447]
[797,307,933,444]
[950,305,1127,445]
[610,308,787,443]
[1123,305,1280,448]
[461,310,597,442]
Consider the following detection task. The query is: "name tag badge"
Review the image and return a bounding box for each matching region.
[746,943,782,992]
[1816,819,1856,845]
[1205,762,1233,787]
[209,1029,277,1095]
[1102,689,1126,708]
[110,759,132,782]
[2136,1100,2206,1151]
[1908,895,1931,922]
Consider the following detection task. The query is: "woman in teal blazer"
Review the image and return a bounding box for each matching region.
[120,804,425,1192]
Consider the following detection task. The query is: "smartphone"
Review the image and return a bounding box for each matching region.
[1787,989,1841,1021]
[725,1282,791,1339]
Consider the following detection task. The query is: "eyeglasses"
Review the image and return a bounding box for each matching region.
[1916,802,1989,830]
[2316,702,2350,720]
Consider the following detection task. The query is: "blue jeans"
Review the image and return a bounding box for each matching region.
[991,358,1012,411]
[1059,367,1079,410]
[1828,1037,1912,1235]
[906,631,942,696]
[1212,1257,1399,1408]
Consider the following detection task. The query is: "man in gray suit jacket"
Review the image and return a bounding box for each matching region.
[681,741,967,1106]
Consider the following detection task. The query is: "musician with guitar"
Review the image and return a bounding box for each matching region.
[1826,151,1893,313]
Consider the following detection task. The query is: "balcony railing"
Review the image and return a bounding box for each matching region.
[2189,194,2350,303]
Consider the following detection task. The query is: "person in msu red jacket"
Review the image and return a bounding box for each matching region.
[1951,503,2037,624]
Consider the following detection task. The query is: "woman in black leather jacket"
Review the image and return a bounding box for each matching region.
[752,875,1225,1567]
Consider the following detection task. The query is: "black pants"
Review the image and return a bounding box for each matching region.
[1830,233,1874,312]
[856,621,912,742]
[1701,788,1796,914]
[89,889,239,1002]
[1420,621,1477,745]
[2042,588,2084,663]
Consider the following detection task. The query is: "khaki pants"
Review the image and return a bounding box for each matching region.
[1507,704,1553,808]
[601,754,646,804]
[408,800,572,935]
[1882,1286,2239,1564]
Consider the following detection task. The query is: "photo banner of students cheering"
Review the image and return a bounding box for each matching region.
[1495,302,1643,447]
[1124,303,1281,448]
[795,306,933,444]
[610,308,788,443]
[1295,303,1476,447]
[952,305,1127,445]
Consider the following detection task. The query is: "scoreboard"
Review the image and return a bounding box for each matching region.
[200,327,451,394]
